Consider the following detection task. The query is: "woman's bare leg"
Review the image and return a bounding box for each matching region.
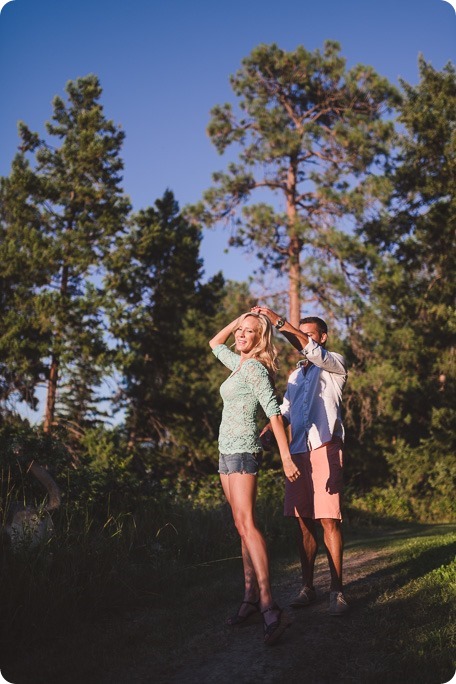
[221,473,259,601]
[220,474,259,616]
[221,472,278,625]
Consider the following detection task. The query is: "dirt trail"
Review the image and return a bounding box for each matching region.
[112,544,393,684]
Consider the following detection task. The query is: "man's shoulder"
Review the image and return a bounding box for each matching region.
[286,367,302,385]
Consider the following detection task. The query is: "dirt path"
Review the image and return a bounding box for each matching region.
[111,543,395,684]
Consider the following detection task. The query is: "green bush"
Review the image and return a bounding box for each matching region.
[383,437,456,522]
[348,485,416,523]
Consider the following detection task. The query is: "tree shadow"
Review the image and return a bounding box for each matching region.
[281,525,455,684]
[345,537,455,597]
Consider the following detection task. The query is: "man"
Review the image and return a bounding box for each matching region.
[253,306,349,616]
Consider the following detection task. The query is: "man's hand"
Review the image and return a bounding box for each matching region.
[251,305,281,327]
[252,305,305,351]
[259,423,275,451]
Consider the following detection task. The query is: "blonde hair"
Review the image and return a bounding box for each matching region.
[233,312,279,375]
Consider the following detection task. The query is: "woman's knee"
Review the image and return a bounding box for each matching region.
[233,515,256,539]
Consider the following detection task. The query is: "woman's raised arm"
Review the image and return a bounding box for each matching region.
[209,316,241,349]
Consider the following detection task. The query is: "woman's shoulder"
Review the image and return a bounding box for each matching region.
[241,357,270,376]
[242,356,265,367]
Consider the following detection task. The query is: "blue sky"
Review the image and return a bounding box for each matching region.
[1,0,455,285]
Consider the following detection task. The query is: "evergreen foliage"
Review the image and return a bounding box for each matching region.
[190,41,400,325]
[0,54,454,519]
[0,156,52,411]
[104,190,229,470]
[0,75,131,432]
[343,57,456,494]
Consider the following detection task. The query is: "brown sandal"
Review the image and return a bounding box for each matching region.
[262,603,292,645]
[226,600,260,626]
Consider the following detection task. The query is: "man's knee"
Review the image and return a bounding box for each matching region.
[320,517,341,534]
[297,515,316,531]
[297,516,318,543]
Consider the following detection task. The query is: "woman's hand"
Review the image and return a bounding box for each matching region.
[281,455,301,482]
[252,304,307,352]
[268,414,300,482]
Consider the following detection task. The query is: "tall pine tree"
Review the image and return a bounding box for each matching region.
[192,41,399,324]
[343,58,456,491]
[1,75,131,431]
[105,190,207,452]
[0,157,51,412]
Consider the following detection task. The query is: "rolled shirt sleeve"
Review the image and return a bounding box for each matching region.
[283,343,347,452]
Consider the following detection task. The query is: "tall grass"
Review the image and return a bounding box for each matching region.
[0,470,454,683]
[0,475,239,672]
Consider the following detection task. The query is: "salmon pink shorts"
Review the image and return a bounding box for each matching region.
[284,438,344,520]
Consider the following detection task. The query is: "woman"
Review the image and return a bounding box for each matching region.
[209,311,300,646]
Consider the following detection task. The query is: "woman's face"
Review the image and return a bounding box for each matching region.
[234,315,260,354]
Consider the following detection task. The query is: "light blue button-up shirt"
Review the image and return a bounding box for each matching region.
[281,339,347,453]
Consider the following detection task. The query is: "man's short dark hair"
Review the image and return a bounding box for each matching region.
[299,316,328,335]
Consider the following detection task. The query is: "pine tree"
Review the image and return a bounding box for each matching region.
[1,75,131,430]
[0,157,53,412]
[105,190,207,451]
[344,58,456,489]
[192,41,399,325]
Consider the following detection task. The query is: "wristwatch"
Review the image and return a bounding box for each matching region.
[275,317,286,330]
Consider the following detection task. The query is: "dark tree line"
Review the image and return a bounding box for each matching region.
[0,46,454,516]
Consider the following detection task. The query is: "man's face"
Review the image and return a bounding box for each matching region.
[299,322,327,346]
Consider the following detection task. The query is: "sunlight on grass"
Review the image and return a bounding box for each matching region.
[0,485,454,684]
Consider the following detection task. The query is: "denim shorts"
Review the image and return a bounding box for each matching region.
[218,452,262,476]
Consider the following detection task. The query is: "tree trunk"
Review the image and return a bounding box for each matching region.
[43,354,59,433]
[44,264,69,433]
[286,161,301,327]
[288,237,301,327]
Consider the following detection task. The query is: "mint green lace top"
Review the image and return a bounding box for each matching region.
[212,344,281,454]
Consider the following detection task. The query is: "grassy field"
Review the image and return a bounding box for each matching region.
[1,519,454,684]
